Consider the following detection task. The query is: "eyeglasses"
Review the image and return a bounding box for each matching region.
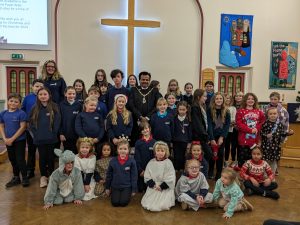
[188,166,200,170]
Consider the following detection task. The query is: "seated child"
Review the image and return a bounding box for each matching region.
[213,168,253,219]
[74,137,98,201]
[186,141,208,178]
[105,140,138,207]
[175,159,213,211]
[94,142,113,197]
[240,145,280,200]
[141,141,176,211]
[43,149,84,209]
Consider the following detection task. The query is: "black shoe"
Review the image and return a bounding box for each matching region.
[27,171,35,179]
[22,177,30,187]
[5,176,21,188]
[264,191,280,200]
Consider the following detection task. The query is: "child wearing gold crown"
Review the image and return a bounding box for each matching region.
[74,137,98,201]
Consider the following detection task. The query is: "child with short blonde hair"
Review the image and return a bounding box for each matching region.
[141,141,176,211]
[213,168,253,219]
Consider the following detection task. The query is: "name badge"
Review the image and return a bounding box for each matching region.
[94,117,99,120]
[125,166,130,171]
[165,121,170,125]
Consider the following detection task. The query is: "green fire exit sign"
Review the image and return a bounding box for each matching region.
[11,53,24,60]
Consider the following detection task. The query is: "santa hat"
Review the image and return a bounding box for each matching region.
[114,94,128,104]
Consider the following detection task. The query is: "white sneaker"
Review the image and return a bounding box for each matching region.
[40,176,48,188]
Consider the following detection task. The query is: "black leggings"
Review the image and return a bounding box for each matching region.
[111,187,132,207]
[37,144,55,177]
[26,131,37,172]
[173,141,188,170]
[7,140,27,178]
[238,145,252,167]
[62,139,78,154]
[244,180,278,194]
[224,132,237,161]
[264,220,300,225]
[208,142,225,180]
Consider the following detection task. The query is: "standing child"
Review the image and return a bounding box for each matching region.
[261,107,289,173]
[240,146,280,200]
[74,137,98,201]
[175,159,213,211]
[204,81,214,108]
[59,86,82,154]
[165,79,183,104]
[106,69,130,111]
[134,121,156,192]
[88,86,108,120]
[224,94,237,167]
[141,141,176,211]
[75,96,105,149]
[186,142,209,178]
[236,93,265,168]
[213,168,253,219]
[99,83,108,105]
[94,69,112,90]
[29,87,61,188]
[150,98,174,146]
[126,74,138,90]
[43,149,84,209]
[21,79,44,178]
[106,94,133,146]
[207,92,230,180]
[0,94,29,187]
[105,140,138,207]
[73,79,88,105]
[191,89,212,161]
[183,82,193,106]
[172,101,192,171]
[166,93,177,116]
[94,142,113,197]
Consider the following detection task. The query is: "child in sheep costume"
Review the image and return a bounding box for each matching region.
[43,149,85,209]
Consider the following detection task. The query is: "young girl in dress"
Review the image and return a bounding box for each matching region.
[183,82,193,106]
[166,92,177,116]
[134,121,156,192]
[150,98,174,145]
[175,159,213,211]
[165,79,183,103]
[224,94,237,167]
[59,86,82,154]
[240,146,280,200]
[94,142,113,197]
[73,79,88,105]
[207,92,230,180]
[236,93,265,168]
[105,140,138,207]
[74,137,98,201]
[106,94,133,146]
[29,87,61,188]
[141,141,176,211]
[186,141,209,178]
[213,168,253,219]
[172,101,191,172]
[191,89,212,161]
[43,149,84,209]
[75,96,105,148]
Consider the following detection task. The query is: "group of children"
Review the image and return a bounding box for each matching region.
[0,60,294,218]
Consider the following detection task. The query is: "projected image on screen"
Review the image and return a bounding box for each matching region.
[0,0,49,50]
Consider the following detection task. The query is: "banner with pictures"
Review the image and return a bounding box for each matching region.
[269,41,298,90]
[219,14,253,68]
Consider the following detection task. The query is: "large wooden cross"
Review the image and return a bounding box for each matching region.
[101,0,160,75]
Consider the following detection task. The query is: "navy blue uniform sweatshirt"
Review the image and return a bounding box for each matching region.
[21,93,37,119]
[150,112,174,142]
[75,111,104,141]
[29,105,61,145]
[44,77,67,104]
[59,100,82,140]
[134,137,156,174]
[172,116,192,143]
[106,112,133,140]
[106,86,130,111]
[207,108,231,140]
[105,156,138,192]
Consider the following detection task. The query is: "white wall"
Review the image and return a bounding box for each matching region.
[199,0,300,102]
[57,0,201,94]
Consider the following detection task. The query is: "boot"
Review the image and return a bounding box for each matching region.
[5,176,21,188]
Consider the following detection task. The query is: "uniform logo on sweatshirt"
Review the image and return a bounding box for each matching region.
[50,83,57,86]
[94,117,99,120]
[149,147,153,151]
[165,121,170,125]
[73,111,79,114]
[46,113,50,116]
[125,166,130,171]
